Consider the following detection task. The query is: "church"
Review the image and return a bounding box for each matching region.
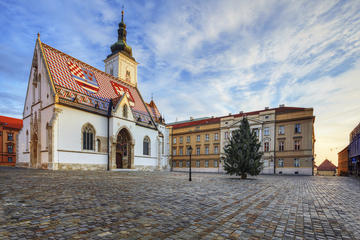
[17,11,169,171]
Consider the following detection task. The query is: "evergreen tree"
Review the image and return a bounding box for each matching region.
[222,117,263,179]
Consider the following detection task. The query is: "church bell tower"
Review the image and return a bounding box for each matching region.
[104,9,138,86]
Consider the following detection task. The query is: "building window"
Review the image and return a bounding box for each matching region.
[123,105,128,118]
[97,139,101,152]
[82,124,95,150]
[205,134,209,141]
[295,124,301,133]
[8,157,13,162]
[214,133,219,140]
[278,159,284,167]
[264,127,270,136]
[186,136,190,143]
[294,140,300,151]
[26,130,29,151]
[8,133,13,141]
[8,144,13,153]
[0,131,2,136]
[214,146,219,154]
[196,160,200,167]
[253,129,259,137]
[279,126,285,135]
[205,146,209,154]
[126,70,131,81]
[173,147,176,156]
[173,137,176,144]
[186,147,192,155]
[294,158,300,167]
[179,136,183,144]
[214,160,218,167]
[265,115,269,120]
[225,132,229,139]
[172,161,176,167]
[264,142,269,152]
[179,161,183,168]
[186,161,190,167]
[143,136,150,155]
[279,141,284,152]
[196,147,200,155]
[205,160,209,168]
[179,147,183,156]
[110,67,114,76]
[196,135,200,142]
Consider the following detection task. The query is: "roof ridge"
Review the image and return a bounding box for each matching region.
[41,42,135,89]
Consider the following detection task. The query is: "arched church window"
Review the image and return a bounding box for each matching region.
[126,70,130,81]
[123,104,128,118]
[26,130,29,151]
[143,136,150,155]
[97,139,101,152]
[82,124,95,151]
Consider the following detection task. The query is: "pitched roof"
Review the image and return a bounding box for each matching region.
[170,117,220,129]
[146,100,162,122]
[224,106,308,119]
[0,115,23,129]
[317,159,337,171]
[40,41,154,126]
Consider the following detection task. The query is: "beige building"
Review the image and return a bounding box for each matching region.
[220,109,276,174]
[275,107,315,175]
[168,117,221,172]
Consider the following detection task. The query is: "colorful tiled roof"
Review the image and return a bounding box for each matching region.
[40,42,154,124]
[0,116,23,129]
[317,159,337,171]
[146,100,162,122]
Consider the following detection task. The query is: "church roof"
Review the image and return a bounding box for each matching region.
[146,100,162,123]
[0,115,23,130]
[317,159,337,171]
[40,41,155,126]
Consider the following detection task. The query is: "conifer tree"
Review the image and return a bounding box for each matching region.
[222,117,263,179]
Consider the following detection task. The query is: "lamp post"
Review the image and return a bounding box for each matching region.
[188,146,193,181]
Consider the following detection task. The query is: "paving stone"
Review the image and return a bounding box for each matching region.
[0,167,360,239]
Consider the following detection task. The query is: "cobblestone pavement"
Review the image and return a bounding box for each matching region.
[1,167,360,239]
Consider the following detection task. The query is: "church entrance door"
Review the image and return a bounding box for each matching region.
[116,129,131,169]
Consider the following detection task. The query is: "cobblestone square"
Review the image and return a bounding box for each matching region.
[1,167,360,239]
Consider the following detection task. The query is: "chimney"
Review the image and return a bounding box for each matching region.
[265,107,269,110]
[239,111,243,114]
[190,116,194,120]
[279,104,285,108]
[211,116,214,118]
[228,113,232,116]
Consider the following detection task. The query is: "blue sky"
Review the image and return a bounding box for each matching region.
[1,0,360,164]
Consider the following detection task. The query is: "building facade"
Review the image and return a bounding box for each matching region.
[0,116,23,166]
[274,107,315,175]
[17,12,168,171]
[168,117,221,172]
[220,109,276,174]
[168,106,315,175]
[349,122,360,176]
[338,146,349,176]
[317,159,337,176]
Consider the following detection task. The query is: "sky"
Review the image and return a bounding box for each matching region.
[0,0,359,165]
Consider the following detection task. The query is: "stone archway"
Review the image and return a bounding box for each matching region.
[115,128,133,169]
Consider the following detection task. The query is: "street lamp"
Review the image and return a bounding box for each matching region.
[188,146,193,181]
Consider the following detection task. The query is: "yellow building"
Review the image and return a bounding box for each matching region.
[168,117,221,172]
[275,107,315,175]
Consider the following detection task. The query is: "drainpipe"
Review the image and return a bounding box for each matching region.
[273,115,276,175]
[107,100,113,171]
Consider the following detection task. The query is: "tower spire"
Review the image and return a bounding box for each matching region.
[108,5,134,60]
